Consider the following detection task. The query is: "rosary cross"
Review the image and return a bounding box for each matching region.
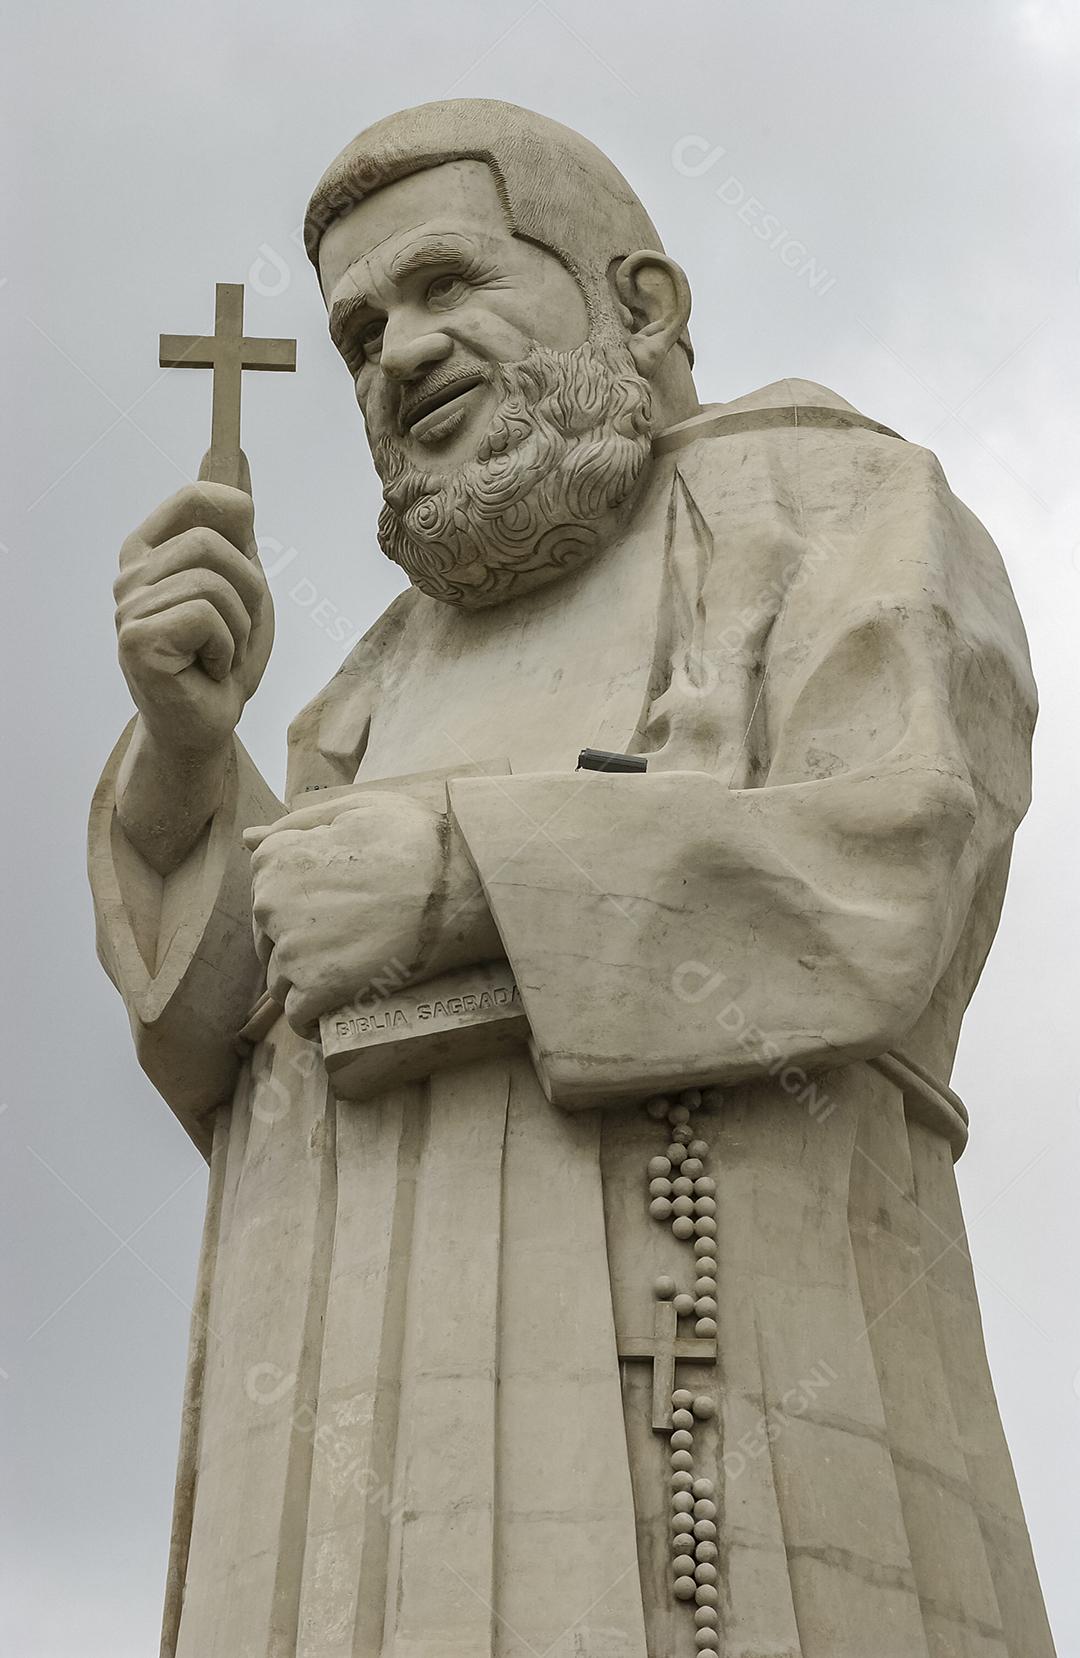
[618,1297,716,1432]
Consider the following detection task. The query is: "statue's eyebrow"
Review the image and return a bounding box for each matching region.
[389,233,484,285]
[328,230,495,346]
[327,287,373,350]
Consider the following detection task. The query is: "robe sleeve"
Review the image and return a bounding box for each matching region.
[447,437,1035,1109]
[88,721,282,1149]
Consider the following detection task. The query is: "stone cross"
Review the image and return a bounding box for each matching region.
[159,282,296,490]
[617,1297,716,1432]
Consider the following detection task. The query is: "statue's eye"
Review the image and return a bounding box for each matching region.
[358,318,385,355]
[343,317,384,373]
[426,273,468,308]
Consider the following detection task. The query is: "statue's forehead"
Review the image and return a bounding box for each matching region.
[318,159,510,299]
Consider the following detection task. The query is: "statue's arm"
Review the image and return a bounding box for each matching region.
[114,716,231,877]
[89,720,282,1151]
[447,443,1036,1108]
[450,760,978,1107]
[90,480,285,1147]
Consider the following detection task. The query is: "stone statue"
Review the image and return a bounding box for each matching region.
[88,100,1056,1657]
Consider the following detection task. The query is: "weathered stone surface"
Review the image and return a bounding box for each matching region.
[89,99,1055,1656]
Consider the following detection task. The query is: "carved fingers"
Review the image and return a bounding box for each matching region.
[242,789,401,852]
[121,480,255,557]
[120,567,254,679]
[248,800,450,1035]
[115,482,273,751]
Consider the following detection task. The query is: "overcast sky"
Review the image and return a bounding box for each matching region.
[3,1,1078,1652]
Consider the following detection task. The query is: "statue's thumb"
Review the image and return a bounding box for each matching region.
[197,447,253,497]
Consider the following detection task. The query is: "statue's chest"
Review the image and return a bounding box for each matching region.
[355,465,674,779]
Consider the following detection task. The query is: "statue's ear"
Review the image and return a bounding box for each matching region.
[611,251,692,378]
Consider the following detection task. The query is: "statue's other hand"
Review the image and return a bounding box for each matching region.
[114,482,273,755]
[248,793,499,1036]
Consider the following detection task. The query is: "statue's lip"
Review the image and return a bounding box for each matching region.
[401,374,485,436]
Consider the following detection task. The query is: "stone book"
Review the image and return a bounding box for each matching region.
[320,957,527,1096]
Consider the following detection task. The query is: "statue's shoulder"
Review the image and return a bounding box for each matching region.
[719,378,865,417]
[654,378,904,458]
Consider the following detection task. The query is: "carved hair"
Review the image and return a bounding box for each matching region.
[305,98,691,358]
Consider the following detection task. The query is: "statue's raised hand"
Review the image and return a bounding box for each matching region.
[115,478,273,755]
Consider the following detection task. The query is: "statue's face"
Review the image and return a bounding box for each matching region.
[317,159,654,608]
[319,161,590,471]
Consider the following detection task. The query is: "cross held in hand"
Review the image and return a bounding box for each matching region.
[159,282,296,492]
[618,1297,716,1432]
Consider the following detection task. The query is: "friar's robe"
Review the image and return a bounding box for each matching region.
[89,381,1056,1658]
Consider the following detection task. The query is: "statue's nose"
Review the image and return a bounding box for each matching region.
[380,322,453,383]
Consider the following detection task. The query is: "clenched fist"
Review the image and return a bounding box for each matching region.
[113,476,275,874]
[246,791,501,1034]
[115,480,273,755]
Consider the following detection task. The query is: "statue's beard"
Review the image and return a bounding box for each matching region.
[373,339,654,608]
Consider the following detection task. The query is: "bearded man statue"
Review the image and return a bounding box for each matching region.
[89,100,1056,1658]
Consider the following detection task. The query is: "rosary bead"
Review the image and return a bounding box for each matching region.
[693,1196,717,1218]
[672,1552,697,1577]
[671,1175,695,1198]
[672,1491,694,1513]
[681,1087,703,1108]
[648,1156,672,1179]
[671,1449,694,1472]
[694,1562,718,1586]
[672,1125,694,1144]
[695,1297,718,1319]
[666,1142,687,1165]
[694,1498,718,1521]
[672,1196,695,1219]
[674,1576,698,1601]
[668,1103,691,1124]
[650,1197,673,1221]
[671,1469,694,1490]
[692,1395,717,1420]
[693,1236,716,1258]
[670,1511,693,1533]
[695,1317,718,1339]
[695,1583,719,1607]
[694,1277,717,1298]
[672,1217,696,1240]
[671,1428,694,1452]
[688,1139,710,1159]
[695,1255,717,1278]
[646,1095,672,1119]
[649,1177,673,1198]
[695,1605,719,1628]
[692,1477,716,1499]
[695,1630,720,1651]
[695,1540,719,1564]
[693,1518,717,1541]
[681,1157,705,1179]
[672,1530,696,1553]
[672,1408,695,1430]
[693,1175,717,1197]
[672,1388,695,1410]
[674,1291,697,1317]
